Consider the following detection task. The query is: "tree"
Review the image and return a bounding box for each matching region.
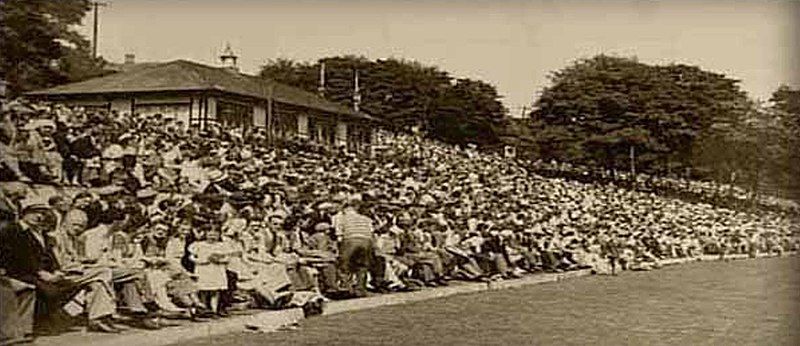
[259,56,507,146]
[770,85,800,130]
[763,85,800,199]
[0,0,105,96]
[258,58,316,91]
[431,78,506,145]
[529,54,753,176]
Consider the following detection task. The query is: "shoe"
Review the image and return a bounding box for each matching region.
[189,309,210,322]
[87,320,120,333]
[405,278,425,288]
[506,272,523,279]
[401,285,419,292]
[104,317,129,331]
[136,318,162,330]
[157,319,182,327]
[160,309,191,320]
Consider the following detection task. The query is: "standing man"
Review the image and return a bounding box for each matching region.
[335,196,375,298]
[601,232,621,276]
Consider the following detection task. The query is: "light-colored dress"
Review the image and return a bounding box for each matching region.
[189,241,228,291]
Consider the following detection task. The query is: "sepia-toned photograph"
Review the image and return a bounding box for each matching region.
[1,1,798,345]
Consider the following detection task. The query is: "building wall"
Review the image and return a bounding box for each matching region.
[253,105,266,128]
[297,114,309,139]
[336,121,348,147]
[110,99,130,114]
[60,95,194,128]
[206,97,217,123]
[133,96,193,128]
[48,93,374,153]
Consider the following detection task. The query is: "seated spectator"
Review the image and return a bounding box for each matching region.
[1,268,36,345]
[0,205,119,334]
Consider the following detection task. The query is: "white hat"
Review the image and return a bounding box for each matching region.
[102,144,125,159]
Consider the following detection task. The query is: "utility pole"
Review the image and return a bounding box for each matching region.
[267,84,274,144]
[630,145,636,177]
[317,62,326,98]
[353,69,361,113]
[91,2,108,59]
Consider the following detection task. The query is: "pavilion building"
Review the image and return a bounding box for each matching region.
[26,48,377,153]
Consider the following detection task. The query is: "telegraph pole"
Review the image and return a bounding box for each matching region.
[353,69,361,113]
[92,2,108,59]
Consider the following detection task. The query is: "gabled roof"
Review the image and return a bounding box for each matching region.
[27,59,372,120]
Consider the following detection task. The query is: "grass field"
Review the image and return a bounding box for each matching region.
[175,256,800,346]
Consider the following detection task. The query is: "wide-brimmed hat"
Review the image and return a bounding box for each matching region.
[207,169,228,183]
[97,185,125,196]
[22,119,56,131]
[136,188,158,199]
[314,222,332,232]
[102,144,125,159]
[20,204,57,227]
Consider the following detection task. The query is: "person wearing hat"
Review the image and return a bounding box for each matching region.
[0,182,29,226]
[0,204,119,334]
[0,189,38,343]
[294,222,339,294]
[370,217,402,288]
[67,127,99,186]
[14,123,55,183]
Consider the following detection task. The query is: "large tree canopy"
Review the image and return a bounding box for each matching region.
[0,0,106,96]
[758,85,800,198]
[259,56,506,146]
[529,54,753,176]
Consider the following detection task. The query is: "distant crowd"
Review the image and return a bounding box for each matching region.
[529,160,799,215]
[1,100,798,345]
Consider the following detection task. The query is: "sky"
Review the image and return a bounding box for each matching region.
[76,0,799,116]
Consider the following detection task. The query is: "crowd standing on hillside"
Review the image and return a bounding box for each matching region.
[528,160,798,215]
[1,100,798,345]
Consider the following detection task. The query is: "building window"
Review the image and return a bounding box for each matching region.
[218,100,253,129]
[133,102,190,127]
[273,112,297,139]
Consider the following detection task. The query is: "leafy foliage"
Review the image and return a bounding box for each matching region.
[0,0,106,96]
[524,54,798,199]
[529,54,753,176]
[259,56,507,146]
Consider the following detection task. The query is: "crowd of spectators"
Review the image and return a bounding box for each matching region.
[527,160,799,215]
[1,100,798,345]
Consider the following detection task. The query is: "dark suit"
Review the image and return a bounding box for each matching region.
[0,276,35,343]
[0,221,115,325]
[0,222,61,285]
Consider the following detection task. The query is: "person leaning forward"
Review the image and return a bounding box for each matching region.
[335,196,375,297]
[0,205,120,334]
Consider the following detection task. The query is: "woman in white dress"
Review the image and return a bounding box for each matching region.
[188,228,229,315]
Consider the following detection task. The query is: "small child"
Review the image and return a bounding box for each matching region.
[189,228,229,316]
